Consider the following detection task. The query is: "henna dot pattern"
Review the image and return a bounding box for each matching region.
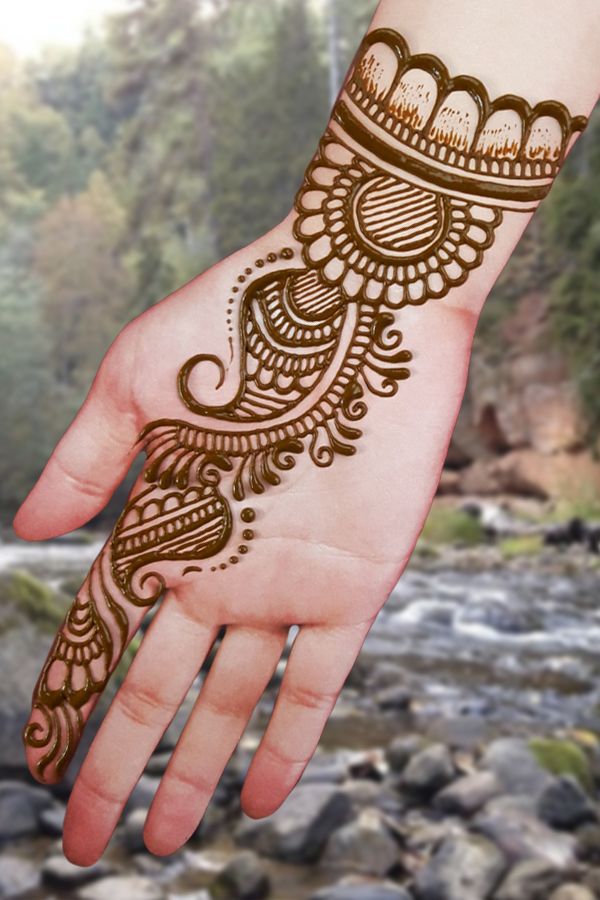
[24,27,588,783]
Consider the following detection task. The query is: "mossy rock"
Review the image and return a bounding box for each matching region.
[500,535,544,559]
[421,506,485,547]
[529,736,594,792]
[1,569,66,632]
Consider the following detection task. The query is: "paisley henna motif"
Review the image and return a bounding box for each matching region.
[24,28,587,780]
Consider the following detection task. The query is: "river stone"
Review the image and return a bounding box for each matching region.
[235,784,353,864]
[575,823,600,863]
[77,875,165,900]
[311,877,412,900]
[210,851,269,900]
[474,805,576,868]
[126,774,160,813]
[434,771,501,816]
[400,744,456,796]
[43,855,112,888]
[0,855,41,897]
[549,887,595,900]
[119,807,148,854]
[39,803,66,836]
[0,780,54,840]
[385,736,423,774]
[494,859,564,900]
[537,775,598,830]
[301,753,348,785]
[321,809,399,877]
[414,834,507,900]
[375,686,412,712]
[480,738,553,798]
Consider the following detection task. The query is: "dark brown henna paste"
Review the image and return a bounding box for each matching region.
[24,29,587,781]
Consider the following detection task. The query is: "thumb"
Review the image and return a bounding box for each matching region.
[14,328,140,541]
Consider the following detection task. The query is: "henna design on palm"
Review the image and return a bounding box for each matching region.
[24,28,587,781]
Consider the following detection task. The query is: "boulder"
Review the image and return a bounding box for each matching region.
[235,784,353,864]
[434,771,501,816]
[494,859,564,900]
[0,855,41,897]
[400,744,456,797]
[321,809,399,877]
[414,834,507,900]
[311,878,412,900]
[0,779,54,841]
[493,450,600,501]
[77,875,165,900]
[210,851,269,900]
[537,776,597,830]
[385,736,422,774]
[474,805,576,868]
[480,738,553,798]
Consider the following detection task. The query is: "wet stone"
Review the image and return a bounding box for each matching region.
[235,784,353,864]
[537,775,598,830]
[494,859,565,900]
[400,743,456,797]
[0,855,41,898]
[77,874,165,900]
[434,771,501,816]
[320,809,399,877]
[0,780,54,841]
[43,854,113,888]
[415,834,507,900]
[480,738,553,798]
[474,804,576,868]
[209,850,270,900]
[385,736,423,774]
[311,877,413,900]
[549,887,596,900]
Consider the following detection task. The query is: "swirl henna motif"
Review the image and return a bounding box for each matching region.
[24,29,588,779]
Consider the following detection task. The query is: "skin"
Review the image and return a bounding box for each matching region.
[14,0,600,868]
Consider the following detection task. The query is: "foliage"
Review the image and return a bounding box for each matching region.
[420,506,485,547]
[529,736,594,792]
[499,535,544,559]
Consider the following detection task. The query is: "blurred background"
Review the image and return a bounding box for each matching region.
[1,2,600,899]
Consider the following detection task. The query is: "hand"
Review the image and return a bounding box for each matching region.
[15,22,587,866]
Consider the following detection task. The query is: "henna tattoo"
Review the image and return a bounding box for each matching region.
[24,29,587,780]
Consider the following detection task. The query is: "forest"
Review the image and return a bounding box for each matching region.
[1,0,598,520]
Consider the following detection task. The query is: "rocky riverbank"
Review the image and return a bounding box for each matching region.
[4,727,600,899]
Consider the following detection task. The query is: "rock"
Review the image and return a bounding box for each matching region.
[0,779,54,840]
[385,736,422,774]
[342,781,404,819]
[434,771,501,816]
[119,807,148,854]
[494,859,564,900]
[43,855,112,888]
[375,686,412,712]
[537,775,597,830]
[311,877,412,900]
[582,866,600,894]
[126,775,160,813]
[575,823,600,863]
[146,752,171,776]
[321,809,399,877]
[549,887,595,900]
[0,855,41,897]
[480,738,553,798]
[414,834,507,900]
[400,744,456,797]
[77,875,165,900]
[493,450,600,502]
[301,753,348,785]
[369,663,410,691]
[210,851,269,900]
[39,803,66,836]
[474,805,576,868]
[235,784,353,864]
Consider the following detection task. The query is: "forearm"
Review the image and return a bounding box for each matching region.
[288,0,599,321]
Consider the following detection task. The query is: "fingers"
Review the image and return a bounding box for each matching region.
[144,625,287,857]
[63,598,219,867]
[14,330,139,540]
[241,620,372,819]
[23,541,151,785]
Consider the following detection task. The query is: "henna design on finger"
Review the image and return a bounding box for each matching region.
[24,30,587,782]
